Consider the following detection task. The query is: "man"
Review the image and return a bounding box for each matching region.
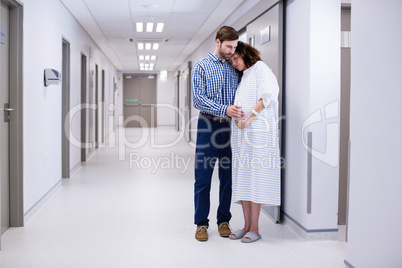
[192,26,245,241]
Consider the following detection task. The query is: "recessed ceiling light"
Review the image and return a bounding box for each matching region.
[145,55,150,60]
[139,55,144,60]
[156,23,164,32]
[151,55,156,60]
[138,43,144,50]
[152,43,159,50]
[145,43,152,50]
[136,22,143,32]
[146,22,153,32]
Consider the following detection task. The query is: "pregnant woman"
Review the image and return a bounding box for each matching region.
[229,41,281,243]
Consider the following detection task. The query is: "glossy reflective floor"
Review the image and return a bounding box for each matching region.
[0,127,346,267]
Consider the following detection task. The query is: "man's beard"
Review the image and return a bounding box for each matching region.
[219,46,232,60]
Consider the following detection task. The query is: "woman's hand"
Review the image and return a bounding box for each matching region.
[235,119,249,130]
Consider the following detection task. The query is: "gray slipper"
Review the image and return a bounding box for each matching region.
[229,229,246,240]
[241,232,261,243]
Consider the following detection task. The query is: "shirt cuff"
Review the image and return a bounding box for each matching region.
[221,105,229,117]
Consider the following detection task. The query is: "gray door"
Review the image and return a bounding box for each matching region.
[81,54,88,161]
[338,6,351,225]
[95,64,99,148]
[123,75,157,128]
[246,2,283,223]
[174,70,180,131]
[183,63,191,141]
[101,70,105,143]
[1,2,10,234]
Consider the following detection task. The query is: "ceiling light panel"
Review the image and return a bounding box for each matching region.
[146,22,153,32]
[136,22,143,32]
[156,23,164,32]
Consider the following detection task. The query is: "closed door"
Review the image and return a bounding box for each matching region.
[246,2,283,223]
[174,71,180,131]
[62,39,70,178]
[1,2,10,234]
[183,65,191,141]
[123,75,157,128]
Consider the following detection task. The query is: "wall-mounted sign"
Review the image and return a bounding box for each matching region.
[261,26,271,44]
[0,25,6,44]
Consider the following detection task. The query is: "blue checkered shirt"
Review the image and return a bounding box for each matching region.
[192,52,239,117]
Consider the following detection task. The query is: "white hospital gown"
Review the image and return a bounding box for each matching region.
[231,61,281,206]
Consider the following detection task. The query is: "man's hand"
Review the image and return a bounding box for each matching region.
[226,105,245,119]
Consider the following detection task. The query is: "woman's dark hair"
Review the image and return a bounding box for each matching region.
[235,41,261,69]
[216,26,239,42]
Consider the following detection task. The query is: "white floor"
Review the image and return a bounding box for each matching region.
[0,127,346,267]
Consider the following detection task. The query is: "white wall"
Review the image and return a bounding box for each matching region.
[345,0,402,266]
[156,71,175,126]
[284,0,340,231]
[23,0,118,214]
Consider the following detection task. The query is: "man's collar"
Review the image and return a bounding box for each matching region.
[208,52,222,62]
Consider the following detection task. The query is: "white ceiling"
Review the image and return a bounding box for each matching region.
[60,0,245,72]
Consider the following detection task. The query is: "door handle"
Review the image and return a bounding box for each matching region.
[4,103,14,123]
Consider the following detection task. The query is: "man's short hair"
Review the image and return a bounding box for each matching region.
[216,26,239,42]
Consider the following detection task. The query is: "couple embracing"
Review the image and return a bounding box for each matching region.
[192,26,281,243]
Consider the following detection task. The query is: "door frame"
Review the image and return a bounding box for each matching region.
[62,38,70,178]
[2,0,24,228]
[95,64,98,149]
[101,69,105,144]
[174,70,180,131]
[81,54,88,161]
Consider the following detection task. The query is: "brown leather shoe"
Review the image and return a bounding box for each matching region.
[195,225,208,241]
[218,222,231,237]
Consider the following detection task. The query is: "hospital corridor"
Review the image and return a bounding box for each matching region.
[0,0,401,267]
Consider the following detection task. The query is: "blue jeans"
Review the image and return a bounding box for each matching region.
[194,116,232,227]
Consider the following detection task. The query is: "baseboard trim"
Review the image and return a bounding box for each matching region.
[282,211,338,240]
[24,180,62,224]
[70,162,81,176]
